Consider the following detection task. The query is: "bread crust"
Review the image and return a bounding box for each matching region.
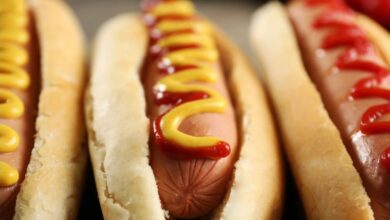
[86,14,166,220]
[212,27,284,220]
[86,13,284,220]
[13,0,87,219]
[250,2,374,220]
[356,14,390,67]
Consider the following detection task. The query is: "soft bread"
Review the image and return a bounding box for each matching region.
[250,2,373,220]
[86,13,284,220]
[13,0,87,219]
[357,14,390,65]
[213,27,284,220]
[86,14,166,220]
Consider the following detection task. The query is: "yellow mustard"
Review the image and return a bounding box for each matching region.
[155,19,211,34]
[151,1,228,149]
[151,0,195,17]
[0,0,29,187]
[0,161,19,186]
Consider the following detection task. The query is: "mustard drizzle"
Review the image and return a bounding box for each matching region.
[150,0,229,149]
[0,0,30,187]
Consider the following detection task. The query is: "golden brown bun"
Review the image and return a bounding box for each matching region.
[86,13,284,220]
[13,0,87,219]
[356,14,390,65]
[86,14,166,220]
[212,26,284,220]
[250,2,374,220]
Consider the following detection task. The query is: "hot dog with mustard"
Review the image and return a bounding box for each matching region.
[86,0,284,219]
[0,0,86,219]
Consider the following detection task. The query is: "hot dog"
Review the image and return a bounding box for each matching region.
[251,0,390,219]
[86,0,284,219]
[0,0,86,219]
[142,1,239,217]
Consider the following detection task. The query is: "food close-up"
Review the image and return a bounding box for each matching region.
[251,0,390,219]
[1,0,390,219]
[86,0,283,219]
[0,0,86,219]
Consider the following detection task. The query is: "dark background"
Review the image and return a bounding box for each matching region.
[67,0,305,219]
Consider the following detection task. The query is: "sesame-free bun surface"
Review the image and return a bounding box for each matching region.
[250,2,374,219]
[86,13,283,220]
[13,0,87,219]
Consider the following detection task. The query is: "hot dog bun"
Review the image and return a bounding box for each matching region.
[11,0,87,219]
[250,1,390,219]
[356,14,390,64]
[86,13,283,220]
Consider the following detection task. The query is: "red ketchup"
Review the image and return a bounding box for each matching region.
[152,115,230,159]
[380,148,390,171]
[345,0,390,29]
[143,3,231,159]
[308,0,390,171]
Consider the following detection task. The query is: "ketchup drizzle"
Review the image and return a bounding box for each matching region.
[144,1,230,159]
[154,91,209,106]
[309,0,390,170]
[152,115,230,160]
[157,64,198,75]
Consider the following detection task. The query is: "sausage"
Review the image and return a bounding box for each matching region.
[0,10,40,218]
[145,58,238,218]
[0,0,86,218]
[142,1,238,218]
[288,1,390,218]
[88,0,285,218]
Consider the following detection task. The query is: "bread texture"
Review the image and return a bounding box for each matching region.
[212,27,284,220]
[86,13,284,220]
[357,14,390,66]
[86,14,166,220]
[13,0,87,219]
[250,2,374,220]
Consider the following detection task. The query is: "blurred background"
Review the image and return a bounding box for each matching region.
[67,0,267,62]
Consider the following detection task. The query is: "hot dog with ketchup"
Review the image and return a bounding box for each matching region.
[86,0,283,219]
[251,0,390,219]
[0,0,86,219]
